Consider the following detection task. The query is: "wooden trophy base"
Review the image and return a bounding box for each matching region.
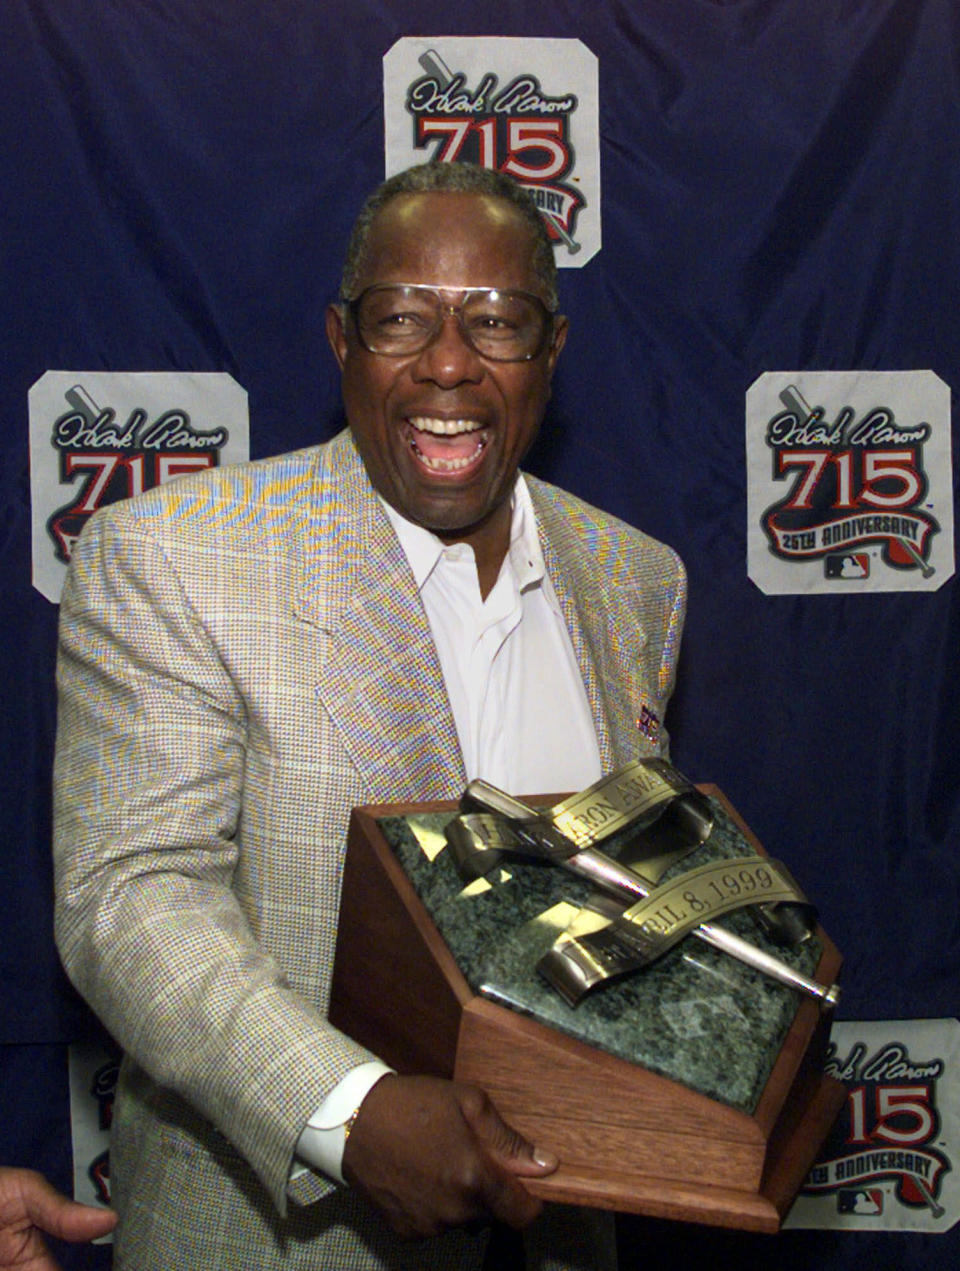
[330,790,845,1232]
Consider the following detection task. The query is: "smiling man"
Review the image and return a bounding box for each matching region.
[54,164,686,1270]
[328,179,566,597]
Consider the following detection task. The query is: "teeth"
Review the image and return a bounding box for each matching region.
[419,452,480,471]
[408,417,484,436]
[406,416,487,472]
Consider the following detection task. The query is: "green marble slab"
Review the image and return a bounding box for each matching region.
[378,797,822,1115]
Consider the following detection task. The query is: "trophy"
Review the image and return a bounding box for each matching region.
[329,760,844,1231]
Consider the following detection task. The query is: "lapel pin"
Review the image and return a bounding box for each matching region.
[635,704,661,744]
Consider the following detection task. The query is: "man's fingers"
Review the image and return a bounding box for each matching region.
[454,1083,558,1228]
[474,1154,545,1230]
[457,1085,559,1176]
[21,1174,117,1244]
[340,1074,557,1238]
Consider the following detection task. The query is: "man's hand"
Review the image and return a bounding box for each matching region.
[0,1168,117,1271]
[341,1074,558,1239]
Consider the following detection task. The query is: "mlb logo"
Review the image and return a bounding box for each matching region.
[825,552,870,579]
[837,1188,884,1215]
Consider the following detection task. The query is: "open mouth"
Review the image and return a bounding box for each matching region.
[405,417,488,474]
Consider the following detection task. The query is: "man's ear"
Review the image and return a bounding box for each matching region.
[325,303,348,371]
[547,314,568,376]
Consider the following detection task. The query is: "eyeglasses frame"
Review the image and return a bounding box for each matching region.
[343,283,559,363]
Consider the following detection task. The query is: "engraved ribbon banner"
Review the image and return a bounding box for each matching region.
[547,758,705,853]
[540,856,809,1002]
[544,762,814,947]
[448,758,713,885]
[543,762,813,947]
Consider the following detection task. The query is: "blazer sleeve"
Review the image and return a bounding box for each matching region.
[53,506,376,1214]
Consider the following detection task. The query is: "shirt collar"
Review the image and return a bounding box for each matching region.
[379,475,545,593]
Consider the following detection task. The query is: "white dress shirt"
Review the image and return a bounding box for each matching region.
[296,477,602,1183]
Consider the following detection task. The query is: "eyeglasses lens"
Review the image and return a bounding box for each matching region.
[355,287,547,361]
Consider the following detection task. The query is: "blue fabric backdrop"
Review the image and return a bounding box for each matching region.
[2,1,957,1266]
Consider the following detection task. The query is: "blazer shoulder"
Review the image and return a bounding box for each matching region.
[76,433,363,552]
[525,473,686,583]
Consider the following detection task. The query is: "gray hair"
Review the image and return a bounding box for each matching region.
[339,162,558,310]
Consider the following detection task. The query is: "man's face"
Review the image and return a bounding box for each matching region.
[326,192,566,553]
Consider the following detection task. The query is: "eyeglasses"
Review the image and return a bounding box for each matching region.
[345,284,556,362]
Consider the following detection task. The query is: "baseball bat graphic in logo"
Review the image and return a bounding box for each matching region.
[778,384,813,421]
[416,48,581,255]
[65,383,102,423]
[539,204,581,255]
[417,47,456,85]
[909,1176,946,1219]
[779,385,935,578]
[893,545,934,578]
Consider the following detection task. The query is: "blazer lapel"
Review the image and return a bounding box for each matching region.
[531,482,655,769]
[295,434,465,803]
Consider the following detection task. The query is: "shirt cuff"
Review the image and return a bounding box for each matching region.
[294,1060,394,1185]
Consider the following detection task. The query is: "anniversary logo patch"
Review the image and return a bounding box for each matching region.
[384,37,600,265]
[785,1018,960,1232]
[29,371,249,603]
[746,371,953,594]
[68,1040,119,1233]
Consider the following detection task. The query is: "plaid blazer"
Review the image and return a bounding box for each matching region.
[53,429,685,1270]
